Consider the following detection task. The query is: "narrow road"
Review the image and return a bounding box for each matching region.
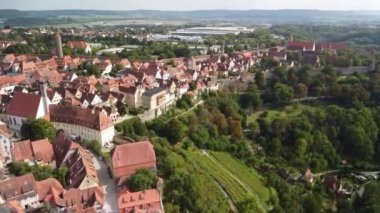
[201,150,267,212]
[93,156,118,213]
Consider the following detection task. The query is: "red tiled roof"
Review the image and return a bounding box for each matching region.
[49,105,113,131]
[0,174,36,201]
[6,92,41,118]
[11,140,33,162]
[316,42,347,52]
[36,178,104,212]
[31,139,55,164]
[63,186,104,212]
[67,41,89,50]
[287,41,315,51]
[111,141,156,178]
[35,178,65,206]
[118,189,162,212]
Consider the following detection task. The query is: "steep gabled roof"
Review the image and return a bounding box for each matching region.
[54,131,79,167]
[6,92,41,118]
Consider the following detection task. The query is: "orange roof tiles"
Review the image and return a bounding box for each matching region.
[31,139,55,164]
[118,189,162,212]
[111,141,156,178]
[11,140,34,162]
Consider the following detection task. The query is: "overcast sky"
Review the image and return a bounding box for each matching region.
[1,0,380,11]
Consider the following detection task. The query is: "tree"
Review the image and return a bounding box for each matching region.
[116,101,128,116]
[162,118,186,144]
[54,166,68,187]
[4,43,33,54]
[354,182,380,212]
[128,168,158,192]
[302,193,322,213]
[237,197,263,213]
[62,45,72,56]
[173,44,191,57]
[272,83,294,104]
[20,119,56,141]
[86,64,101,78]
[239,92,262,110]
[294,83,308,100]
[255,71,266,89]
[268,138,282,157]
[111,63,124,76]
[297,66,313,86]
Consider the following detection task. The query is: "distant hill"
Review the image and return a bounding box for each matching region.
[2,9,380,26]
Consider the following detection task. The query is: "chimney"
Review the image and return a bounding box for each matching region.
[55,32,63,58]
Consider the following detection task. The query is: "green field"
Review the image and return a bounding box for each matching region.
[186,150,271,212]
[247,104,314,123]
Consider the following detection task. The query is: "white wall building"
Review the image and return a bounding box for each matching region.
[49,105,115,146]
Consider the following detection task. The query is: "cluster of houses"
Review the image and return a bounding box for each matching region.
[0,125,163,212]
[0,32,355,212]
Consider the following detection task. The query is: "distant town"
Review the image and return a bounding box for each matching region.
[0,11,379,213]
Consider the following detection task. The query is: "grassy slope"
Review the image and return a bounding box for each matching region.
[186,149,271,212]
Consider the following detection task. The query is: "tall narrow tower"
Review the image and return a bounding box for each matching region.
[39,82,51,115]
[55,32,63,58]
[221,40,225,56]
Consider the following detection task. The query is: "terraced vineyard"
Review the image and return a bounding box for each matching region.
[186,150,269,212]
[210,151,271,203]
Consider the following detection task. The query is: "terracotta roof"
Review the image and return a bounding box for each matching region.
[287,41,315,51]
[35,178,65,206]
[49,105,113,131]
[316,42,347,52]
[0,174,36,201]
[63,186,104,212]
[31,139,55,164]
[67,41,89,50]
[0,123,11,138]
[118,189,162,212]
[6,92,41,118]
[0,75,12,87]
[36,178,104,212]
[111,141,156,178]
[11,140,34,162]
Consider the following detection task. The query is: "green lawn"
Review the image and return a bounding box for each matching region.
[247,104,314,123]
[186,150,271,212]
